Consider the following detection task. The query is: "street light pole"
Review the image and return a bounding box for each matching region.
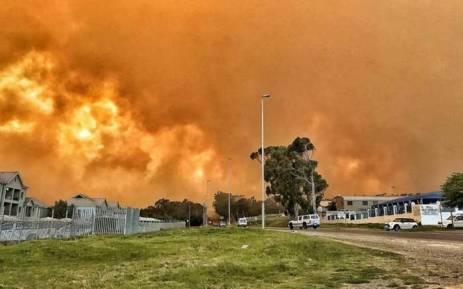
[204,179,211,227]
[261,93,271,229]
[310,149,316,214]
[227,158,232,226]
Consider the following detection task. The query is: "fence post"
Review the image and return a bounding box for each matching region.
[91,209,96,235]
[123,209,128,235]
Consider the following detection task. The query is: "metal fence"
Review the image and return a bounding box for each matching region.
[0,207,185,242]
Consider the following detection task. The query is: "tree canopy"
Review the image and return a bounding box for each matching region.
[140,198,204,226]
[442,172,463,208]
[49,200,74,219]
[213,191,283,221]
[250,137,328,216]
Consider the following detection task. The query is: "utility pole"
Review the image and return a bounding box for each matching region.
[188,202,191,228]
[227,158,232,226]
[311,169,316,213]
[310,149,316,213]
[203,179,211,227]
[261,93,271,229]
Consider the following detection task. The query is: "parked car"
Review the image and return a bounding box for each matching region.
[384,218,418,231]
[288,214,320,230]
[237,218,248,227]
[219,221,227,227]
[438,214,463,229]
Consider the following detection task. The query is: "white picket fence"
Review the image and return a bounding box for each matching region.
[0,207,185,242]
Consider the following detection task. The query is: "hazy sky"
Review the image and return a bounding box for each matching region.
[1,1,463,206]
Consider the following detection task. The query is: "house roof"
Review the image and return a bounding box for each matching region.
[0,172,19,185]
[107,201,120,208]
[376,191,444,206]
[338,196,396,201]
[25,197,49,208]
[67,197,99,207]
[67,194,122,209]
[0,171,28,189]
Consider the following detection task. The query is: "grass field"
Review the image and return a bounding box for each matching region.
[0,229,424,289]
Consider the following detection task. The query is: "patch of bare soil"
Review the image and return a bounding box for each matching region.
[285,229,463,289]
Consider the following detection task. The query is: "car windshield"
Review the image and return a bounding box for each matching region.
[310,216,318,219]
[393,218,402,222]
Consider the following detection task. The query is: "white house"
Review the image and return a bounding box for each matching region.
[67,194,122,217]
[24,197,49,219]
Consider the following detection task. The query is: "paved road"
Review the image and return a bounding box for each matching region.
[311,227,463,243]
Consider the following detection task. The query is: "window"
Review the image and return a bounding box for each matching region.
[456,216,463,221]
[11,204,18,216]
[362,201,368,206]
[13,190,19,201]
[26,206,32,217]
[3,203,11,215]
[5,188,12,200]
[347,201,353,206]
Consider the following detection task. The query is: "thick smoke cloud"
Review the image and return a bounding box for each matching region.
[1,1,463,206]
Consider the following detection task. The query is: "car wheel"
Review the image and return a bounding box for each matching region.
[447,224,454,229]
[393,225,400,232]
[303,222,308,229]
[289,223,294,230]
[412,225,418,229]
[313,225,318,229]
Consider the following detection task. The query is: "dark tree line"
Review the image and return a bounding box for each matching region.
[140,198,204,226]
[213,191,284,221]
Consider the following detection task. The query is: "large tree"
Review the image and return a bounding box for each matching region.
[250,137,328,216]
[442,172,463,208]
[50,200,74,219]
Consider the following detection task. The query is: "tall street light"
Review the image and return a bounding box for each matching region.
[261,93,271,229]
[308,149,316,214]
[204,179,211,227]
[227,158,232,226]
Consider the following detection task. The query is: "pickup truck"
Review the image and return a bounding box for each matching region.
[288,214,320,230]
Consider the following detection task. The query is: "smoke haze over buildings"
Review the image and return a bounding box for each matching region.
[1,1,463,206]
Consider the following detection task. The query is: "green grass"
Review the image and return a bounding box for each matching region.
[0,228,422,289]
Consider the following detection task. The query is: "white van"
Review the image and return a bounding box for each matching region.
[237,218,248,227]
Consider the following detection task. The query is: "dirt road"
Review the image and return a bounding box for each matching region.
[278,228,463,288]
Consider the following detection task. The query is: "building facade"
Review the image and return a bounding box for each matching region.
[333,195,396,211]
[0,172,28,218]
[24,197,49,219]
[67,194,122,217]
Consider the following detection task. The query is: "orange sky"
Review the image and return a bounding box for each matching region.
[1,1,463,207]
